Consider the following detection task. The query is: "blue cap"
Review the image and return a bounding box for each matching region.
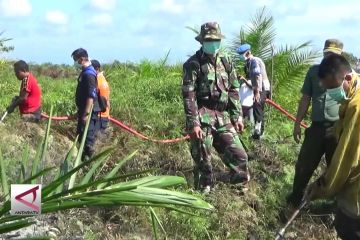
[236,44,251,54]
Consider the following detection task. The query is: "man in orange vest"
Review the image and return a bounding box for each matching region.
[91,60,110,133]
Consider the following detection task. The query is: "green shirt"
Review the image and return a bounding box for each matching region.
[301,65,339,122]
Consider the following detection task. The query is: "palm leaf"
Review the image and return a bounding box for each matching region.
[0,219,35,234]
[96,150,138,190]
[0,148,9,200]
[150,207,167,239]
[68,105,93,189]
[231,7,276,61]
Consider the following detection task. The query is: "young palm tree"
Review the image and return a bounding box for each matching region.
[0,107,213,239]
[230,7,320,96]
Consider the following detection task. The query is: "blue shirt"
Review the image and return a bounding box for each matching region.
[75,65,100,114]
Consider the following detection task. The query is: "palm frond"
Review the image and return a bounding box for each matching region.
[231,7,276,61]
[270,42,320,93]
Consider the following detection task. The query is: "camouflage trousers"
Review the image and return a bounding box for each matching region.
[190,123,249,189]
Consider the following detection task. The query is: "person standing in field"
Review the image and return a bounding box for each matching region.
[182,22,249,194]
[306,54,360,240]
[287,39,343,208]
[91,59,110,134]
[236,44,270,139]
[6,60,42,122]
[71,48,101,160]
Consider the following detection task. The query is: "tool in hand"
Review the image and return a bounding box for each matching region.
[275,200,307,240]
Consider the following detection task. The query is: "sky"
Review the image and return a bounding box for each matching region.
[0,0,359,64]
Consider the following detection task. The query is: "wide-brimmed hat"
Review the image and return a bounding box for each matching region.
[195,22,225,42]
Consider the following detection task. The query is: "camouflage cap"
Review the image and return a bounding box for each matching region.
[195,22,225,42]
[323,39,344,54]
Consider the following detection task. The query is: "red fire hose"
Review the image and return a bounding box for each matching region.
[265,99,308,129]
[40,113,190,143]
[41,99,307,144]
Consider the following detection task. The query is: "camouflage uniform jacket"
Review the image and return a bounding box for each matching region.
[182,49,242,130]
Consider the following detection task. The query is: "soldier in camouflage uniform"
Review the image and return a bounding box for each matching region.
[182,22,250,193]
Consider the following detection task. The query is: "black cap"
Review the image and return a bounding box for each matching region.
[71,48,88,60]
[91,59,101,69]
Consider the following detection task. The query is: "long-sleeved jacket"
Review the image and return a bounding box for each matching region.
[182,49,242,129]
[313,74,360,218]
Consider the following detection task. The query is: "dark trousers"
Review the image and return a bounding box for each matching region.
[77,112,100,157]
[21,107,42,122]
[288,122,338,207]
[99,117,109,133]
[253,91,266,123]
[334,209,360,240]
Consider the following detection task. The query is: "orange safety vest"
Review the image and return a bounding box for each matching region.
[97,72,110,118]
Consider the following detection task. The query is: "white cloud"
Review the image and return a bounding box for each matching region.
[89,14,113,26]
[0,0,32,17]
[151,0,184,14]
[45,11,68,25]
[90,0,116,11]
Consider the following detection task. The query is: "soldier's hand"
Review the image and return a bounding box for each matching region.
[293,123,302,143]
[234,121,245,133]
[192,126,203,140]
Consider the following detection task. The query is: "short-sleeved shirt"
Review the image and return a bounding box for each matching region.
[245,57,270,92]
[75,65,100,115]
[19,73,41,114]
[301,65,339,122]
[97,72,110,118]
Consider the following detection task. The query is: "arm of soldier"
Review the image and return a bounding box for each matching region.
[227,63,244,132]
[293,94,311,143]
[293,68,313,142]
[182,62,201,138]
[308,105,360,200]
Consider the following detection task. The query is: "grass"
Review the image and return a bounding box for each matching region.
[0,60,338,239]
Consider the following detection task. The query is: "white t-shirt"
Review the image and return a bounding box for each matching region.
[240,81,254,107]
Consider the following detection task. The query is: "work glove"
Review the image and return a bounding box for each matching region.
[6,96,19,114]
[6,105,16,114]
